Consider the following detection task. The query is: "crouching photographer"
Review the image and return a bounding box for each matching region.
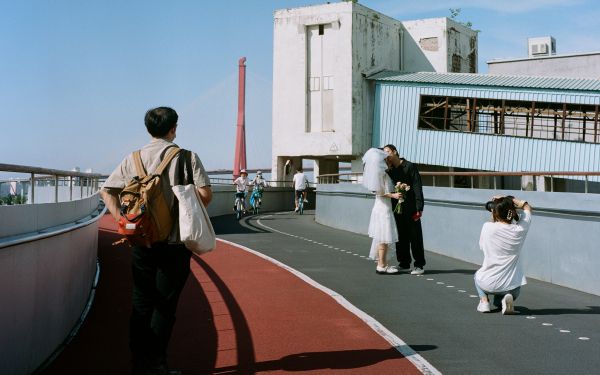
[474,195,532,314]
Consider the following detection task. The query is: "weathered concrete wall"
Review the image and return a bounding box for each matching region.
[488,53,600,79]
[316,183,600,296]
[403,17,478,73]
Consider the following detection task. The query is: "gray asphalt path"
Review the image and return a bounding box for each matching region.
[213,210,600,375]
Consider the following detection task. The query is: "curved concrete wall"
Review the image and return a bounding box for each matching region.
[316,184,600,296]
[0,195,101,375]
[206,185,311,217]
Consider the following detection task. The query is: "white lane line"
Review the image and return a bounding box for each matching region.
[217,238,441,375]
[559,330,570,333]
[256,216,587,346]
[578,337,590,341]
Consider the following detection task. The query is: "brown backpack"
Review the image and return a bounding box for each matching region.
[117,147,180,247]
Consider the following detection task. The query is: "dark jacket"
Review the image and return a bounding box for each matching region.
[386,158,424,214]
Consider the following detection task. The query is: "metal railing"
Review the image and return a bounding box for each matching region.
[317,171,600,193]
[0,163,103,204]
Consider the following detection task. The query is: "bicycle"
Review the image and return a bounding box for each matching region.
[234,192,246,220]
[249,186,263,215]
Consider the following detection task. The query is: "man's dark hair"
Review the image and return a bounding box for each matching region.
[144,107,178,137]
[297,167,303,172]
[383,144,398,156]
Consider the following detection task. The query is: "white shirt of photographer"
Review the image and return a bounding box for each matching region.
[475,210,532,292]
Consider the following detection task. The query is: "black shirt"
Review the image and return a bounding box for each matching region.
[386,158,424,214]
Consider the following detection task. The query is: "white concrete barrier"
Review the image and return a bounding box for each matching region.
[316,184,600,296]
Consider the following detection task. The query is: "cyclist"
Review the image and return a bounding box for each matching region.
[250,171,268,208]
[233,169,250,214]
[293,167,309,212]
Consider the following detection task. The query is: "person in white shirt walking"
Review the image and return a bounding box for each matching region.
[292,168,309,212]
[474,195,532,315]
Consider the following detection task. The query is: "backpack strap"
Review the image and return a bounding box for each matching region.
[154,147,181,176]
[132,150,147,178]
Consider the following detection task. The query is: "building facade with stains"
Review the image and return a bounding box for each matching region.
[271,2,478,183]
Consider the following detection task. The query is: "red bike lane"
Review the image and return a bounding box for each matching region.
[44,214,423,374]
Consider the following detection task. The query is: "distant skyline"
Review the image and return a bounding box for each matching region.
[2,0,599,175]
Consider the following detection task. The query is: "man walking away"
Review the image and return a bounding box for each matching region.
[101,107,212,375]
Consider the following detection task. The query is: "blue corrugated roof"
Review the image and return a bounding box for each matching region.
[370,71,600,92]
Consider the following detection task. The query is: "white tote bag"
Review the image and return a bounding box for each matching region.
[172,149,216,256]
[172,184,216,255]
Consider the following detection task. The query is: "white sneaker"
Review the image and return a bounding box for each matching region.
[477,301,491,313]
[410,267,424,275]
[304,199,309,203]
[501,294,516,315]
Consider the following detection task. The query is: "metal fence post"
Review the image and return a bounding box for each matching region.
[54,175,59,203]
[30,173,35,204]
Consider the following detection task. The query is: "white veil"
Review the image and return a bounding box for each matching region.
[362,148,388,193]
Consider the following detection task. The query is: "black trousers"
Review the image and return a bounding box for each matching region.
[129,242,191,365]
[394,212,426,269]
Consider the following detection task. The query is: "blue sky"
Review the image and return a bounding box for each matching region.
[2,0,599,174]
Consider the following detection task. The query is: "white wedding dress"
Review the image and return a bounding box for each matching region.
[367,173,398,260]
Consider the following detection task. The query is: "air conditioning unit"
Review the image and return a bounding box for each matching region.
[528,36,556,57]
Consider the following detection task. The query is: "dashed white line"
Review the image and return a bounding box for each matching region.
[255,214,591,345]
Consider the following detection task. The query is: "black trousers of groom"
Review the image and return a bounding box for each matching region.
[393,212,426,269]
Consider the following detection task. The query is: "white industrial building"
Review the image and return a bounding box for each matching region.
[271,2,478,183]
[488,37,600,80]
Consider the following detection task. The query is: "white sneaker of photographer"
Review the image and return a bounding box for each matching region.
[501,294,518,315]
[477,301,491,313]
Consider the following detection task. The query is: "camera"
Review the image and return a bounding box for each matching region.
[485,195,514,212]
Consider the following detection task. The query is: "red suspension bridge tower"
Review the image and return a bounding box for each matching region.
[233,57,247,180]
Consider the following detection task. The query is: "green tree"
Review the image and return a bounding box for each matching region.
[449,8,479,32]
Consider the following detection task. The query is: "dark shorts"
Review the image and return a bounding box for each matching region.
[235,192,246,199]
[296,190,305,199]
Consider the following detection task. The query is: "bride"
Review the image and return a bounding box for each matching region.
[362,148,402,274]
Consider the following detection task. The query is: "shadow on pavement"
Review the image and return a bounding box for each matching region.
[213,347,414,373]
[518,305,600,316]
[419,269,476,276]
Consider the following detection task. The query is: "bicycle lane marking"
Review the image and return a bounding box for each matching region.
[255,213,596,345]
[219,237,442,375]
[257,213,372,260]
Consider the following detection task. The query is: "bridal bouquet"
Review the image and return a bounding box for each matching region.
[394,182,411,214]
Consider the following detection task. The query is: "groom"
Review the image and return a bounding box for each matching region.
[383,144,426,275]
